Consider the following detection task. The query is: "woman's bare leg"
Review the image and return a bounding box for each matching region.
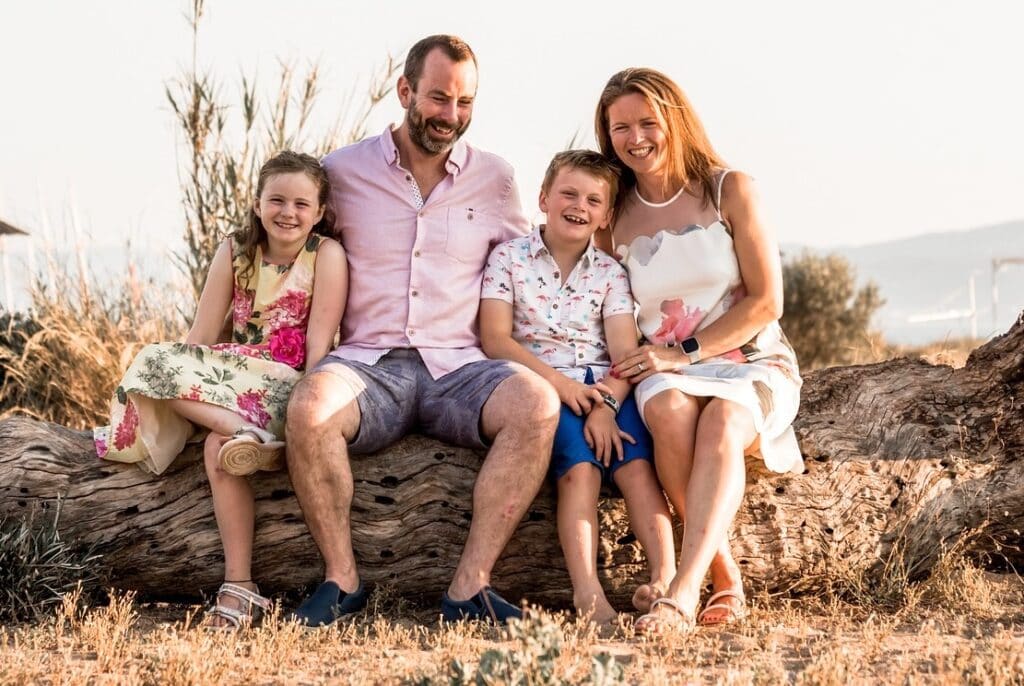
[641,398,755,629]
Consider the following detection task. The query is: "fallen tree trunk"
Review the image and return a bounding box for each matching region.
[2,315,1022,608]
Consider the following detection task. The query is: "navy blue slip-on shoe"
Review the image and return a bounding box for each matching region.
[440,586,522,624]
[288,580,368,627]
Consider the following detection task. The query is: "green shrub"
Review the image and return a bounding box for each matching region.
[781,251,885,370]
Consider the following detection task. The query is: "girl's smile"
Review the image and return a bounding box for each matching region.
[254,172,324,259]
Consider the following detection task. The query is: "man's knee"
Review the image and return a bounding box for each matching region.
[287,371,360,437]
[487,371,559,428]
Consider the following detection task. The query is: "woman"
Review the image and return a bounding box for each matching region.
[594,68,803,633]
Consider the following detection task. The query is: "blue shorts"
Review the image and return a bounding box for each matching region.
[550,369,654,482]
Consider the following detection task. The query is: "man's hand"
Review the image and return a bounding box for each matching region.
[554,376,604,416]
[584,405,636,467]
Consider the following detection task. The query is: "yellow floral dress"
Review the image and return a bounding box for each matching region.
[94,235,322,474]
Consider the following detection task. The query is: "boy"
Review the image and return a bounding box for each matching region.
[480,150,675,624]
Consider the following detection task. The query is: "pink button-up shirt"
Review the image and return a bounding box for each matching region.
[323,127,530,378]
[482,227,635,382]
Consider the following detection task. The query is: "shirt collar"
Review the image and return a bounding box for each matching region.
[530,225,597,266]
[380,125,468,176]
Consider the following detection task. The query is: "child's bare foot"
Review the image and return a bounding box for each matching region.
[631,582,666,614]
[574,592,617,626]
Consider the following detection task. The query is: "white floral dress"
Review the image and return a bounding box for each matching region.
[94,235,321,474]
[615,171,803,474]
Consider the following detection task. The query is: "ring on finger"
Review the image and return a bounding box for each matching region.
[637,363,646,372]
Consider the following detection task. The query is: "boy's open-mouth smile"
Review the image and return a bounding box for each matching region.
[562,214,588,225]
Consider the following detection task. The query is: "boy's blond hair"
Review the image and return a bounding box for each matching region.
[540,149,620,205]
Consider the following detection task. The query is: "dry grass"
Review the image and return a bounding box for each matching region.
[0,250,185,430]
[0,561,1020,685]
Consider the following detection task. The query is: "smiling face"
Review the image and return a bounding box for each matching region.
[606,92,670,180]
[399,48,477,155]
[539,167,613,249]
[254,171,324,251]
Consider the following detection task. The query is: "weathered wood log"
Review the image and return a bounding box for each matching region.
[2,315,1022,608]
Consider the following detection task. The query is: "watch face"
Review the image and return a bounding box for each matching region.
[682,337,700,354]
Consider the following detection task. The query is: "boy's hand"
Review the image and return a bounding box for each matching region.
[584,406,636,467]
[555,376,604,416]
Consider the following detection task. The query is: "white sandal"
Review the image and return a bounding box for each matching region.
[218,425,285,476]
[697,589,748,626]
[203,582,273,630]
[634,597,695,636]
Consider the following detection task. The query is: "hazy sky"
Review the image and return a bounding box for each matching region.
[1,0,1022,254]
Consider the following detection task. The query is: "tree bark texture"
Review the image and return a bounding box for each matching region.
[2,315,1021,608]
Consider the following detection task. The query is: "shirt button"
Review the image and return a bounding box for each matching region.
[411,290,419,297]
[578,352,584,358]
[408,329,415,336]
[553,272,560,279]
[552,303,559,310]
[413,250,421,257]
[405,175,412,181]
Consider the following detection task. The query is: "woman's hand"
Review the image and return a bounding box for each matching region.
[612,344,687,383]
[555,376,604,416]
[584,405,636,467]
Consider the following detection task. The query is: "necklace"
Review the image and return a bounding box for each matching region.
[634,184,686,208]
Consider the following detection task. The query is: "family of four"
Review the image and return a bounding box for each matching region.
[94,34,802,635]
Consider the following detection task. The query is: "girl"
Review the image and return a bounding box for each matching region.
[94,150,348,628]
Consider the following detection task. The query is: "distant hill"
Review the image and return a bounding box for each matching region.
[786,221,1024,345]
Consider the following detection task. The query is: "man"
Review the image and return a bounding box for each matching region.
[285,34,560,626]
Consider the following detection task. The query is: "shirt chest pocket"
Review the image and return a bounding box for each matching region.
[444,207,493,264]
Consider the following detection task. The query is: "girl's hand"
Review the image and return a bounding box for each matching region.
[556,376,604,416]
[584,406,636,467]
[611,345,687,383]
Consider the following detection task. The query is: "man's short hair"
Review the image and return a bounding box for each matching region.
[541,149,621,202]
[404,35,477,91]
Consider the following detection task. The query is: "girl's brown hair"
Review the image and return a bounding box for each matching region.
[595,68,726,213]
[233,150,334,286]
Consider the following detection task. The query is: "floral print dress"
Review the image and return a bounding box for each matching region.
[94,235,321,474]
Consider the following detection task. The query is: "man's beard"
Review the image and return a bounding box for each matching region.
[406,97,470,155]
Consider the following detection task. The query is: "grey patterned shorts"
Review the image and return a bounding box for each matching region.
[311,349,519,454]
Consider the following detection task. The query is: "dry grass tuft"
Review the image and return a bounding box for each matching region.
[0,248,185,429]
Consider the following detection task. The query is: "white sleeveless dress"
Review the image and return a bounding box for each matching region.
[615,171,803,474]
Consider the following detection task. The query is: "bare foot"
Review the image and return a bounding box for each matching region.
[631,583,666,614]
[574,592,617,626]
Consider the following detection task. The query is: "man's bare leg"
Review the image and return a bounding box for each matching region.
[285,371,362,593]
[446,371,560,600]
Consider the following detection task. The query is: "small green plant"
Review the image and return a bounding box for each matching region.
[418,611,624,686]
[0,502,101,623]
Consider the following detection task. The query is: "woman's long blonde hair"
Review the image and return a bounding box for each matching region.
[595,67,726,213]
